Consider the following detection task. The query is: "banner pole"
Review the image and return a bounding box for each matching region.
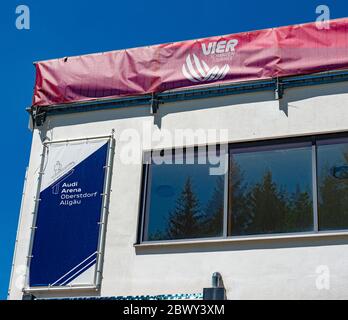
[23,143,47,292]
[95,134,115,289]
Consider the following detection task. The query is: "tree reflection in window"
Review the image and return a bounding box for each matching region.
[317,142,348,230]
[143,138,348,242]
[229,145,313,236]
[145,156,225,241]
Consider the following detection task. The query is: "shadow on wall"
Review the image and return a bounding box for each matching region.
[38,105,152,143]
[153,81,348,126]
[37,81,348,140]
[134,233,348,255]
[278,81,348,116]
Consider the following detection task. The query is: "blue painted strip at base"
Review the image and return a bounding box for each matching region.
[37,293,203,300]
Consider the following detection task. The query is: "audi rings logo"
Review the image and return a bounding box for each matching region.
[182,54,230,83]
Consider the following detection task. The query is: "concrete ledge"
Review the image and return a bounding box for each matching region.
[134,231,348,254]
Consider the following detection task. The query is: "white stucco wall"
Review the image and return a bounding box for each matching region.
[8,81,348,300]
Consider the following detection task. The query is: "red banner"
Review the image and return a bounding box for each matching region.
[33,18,348,107]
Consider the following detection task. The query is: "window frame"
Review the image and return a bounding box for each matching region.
[139,146,229,243]
[137,132,348,244]
[227,140,315,237]
[315,135,348,232]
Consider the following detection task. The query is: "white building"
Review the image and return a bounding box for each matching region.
[8,18,348,300]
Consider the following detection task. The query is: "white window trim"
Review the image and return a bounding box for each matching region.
[134,230,348,249]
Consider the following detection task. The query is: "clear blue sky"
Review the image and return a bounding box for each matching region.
[0,0,347,299]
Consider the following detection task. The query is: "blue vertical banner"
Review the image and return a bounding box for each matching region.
[29,139,110,288]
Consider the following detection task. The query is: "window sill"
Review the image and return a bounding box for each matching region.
[23,285,98,293]
[134,230,348,249]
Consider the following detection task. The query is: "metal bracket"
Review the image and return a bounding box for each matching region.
[203,272,227,300]
[22,293,36,300]
[274,77,284,100]
[31,106,47,127]
[150,93,162,114]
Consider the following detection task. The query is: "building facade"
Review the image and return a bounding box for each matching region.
[8,19,348,300]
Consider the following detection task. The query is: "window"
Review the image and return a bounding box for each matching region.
[317,138,348,231]
[228,143,313,236]
[142,148,227,241]
[139,133,348,243]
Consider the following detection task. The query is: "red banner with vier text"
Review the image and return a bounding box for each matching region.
[33,18,348,107]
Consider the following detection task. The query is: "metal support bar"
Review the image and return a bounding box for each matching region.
[30,105,47,127]
[150,93,164,114]
[150,93,160,114]
[28,69,348,124]
[274,77,284,100]
[94,137,115,289]
[24,144,47,290]
[23,285,97,293]
[8,167,28,299]
[43,134,113,145]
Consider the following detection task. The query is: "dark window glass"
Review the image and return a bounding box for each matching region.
[228,144,313,236]
[143,151,225,241]
[317,139,348,230]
